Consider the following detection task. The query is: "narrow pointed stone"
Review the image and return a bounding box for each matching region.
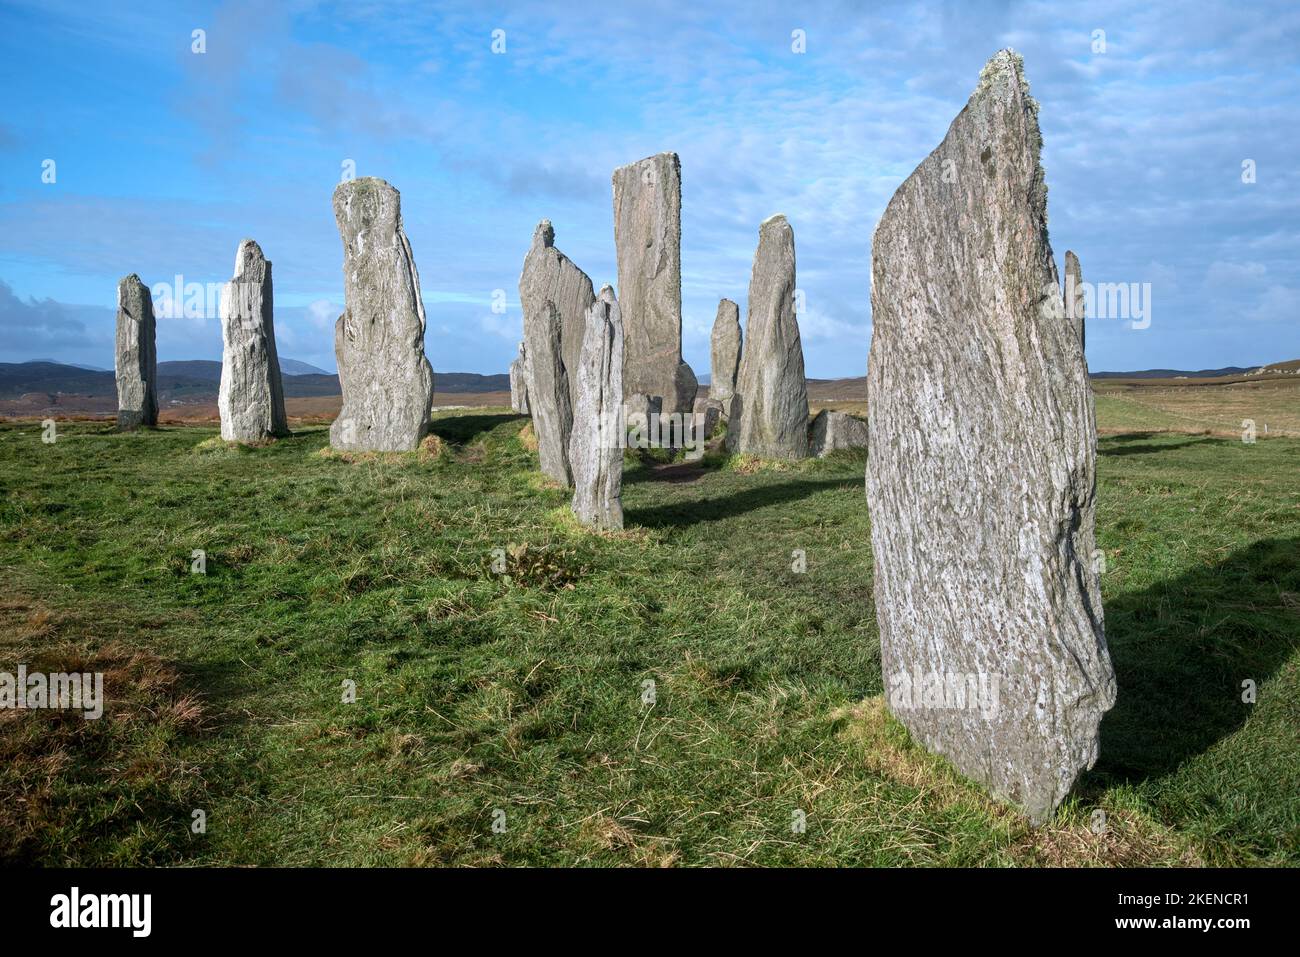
[527,302,572,484]
[726,214,808,459]
[329,177,435,452]
[866,49,1115,822]
[519,220,593,481]
[1064,250,1085,353]
[612,151,695,413]
[219,239,288,442]
[114,273,157,430]
[568,285,624,530]
[709,298,741,409]
[509,340,530,414]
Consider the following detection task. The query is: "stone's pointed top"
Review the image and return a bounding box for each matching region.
[761,213,788,227]
[119,273,143,286]
[596,283,616,303]
[1065,249,1080,267]
[612,151,680,178]
[333,175,396,197]
[532,220,555,249]
[976,48,1025,90]
[234,239,267,278]
[719,297,737,308]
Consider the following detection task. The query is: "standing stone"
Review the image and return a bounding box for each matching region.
[568,285,624,530]
[519,221,594,481]
[114,274,157,430]
[709,298,742,409]
[219,239,288,442]
[612,152,696,414]
[726,215,809,459]
[510,341,530,415]
[808,409,868,457]
[525,302,572,484]
[520,220,595,412]
[329,177,434,452]
[866,49,1115,822]
[1064,250,1085,354]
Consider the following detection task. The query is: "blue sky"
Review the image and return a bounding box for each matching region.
[0,0,1296,377]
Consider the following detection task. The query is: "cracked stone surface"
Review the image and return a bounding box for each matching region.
[115,273,157,431]
[219,239,288,442]
[329,177,435,452]
[612,151,695,414]
[726,214,809,459]
[568,284,624,530]
[866,49,1115,822]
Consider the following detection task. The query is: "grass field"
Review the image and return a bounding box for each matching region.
[1,399,1297,866]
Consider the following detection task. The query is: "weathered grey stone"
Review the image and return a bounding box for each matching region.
[709,298,742,409]
[519,221,594,480]
[866,49,1115,823]
[114,273,157,430]
[1064,250,1085,353]
[525,301,572,484]
[520,220,595,413]
[693,398,723,441]
[568,285,624,530]
[726,214,809,459]
[219,239,288,442]
[808,409,867,457]
[510,341,530,415]
[329,177,435,452]
[612,152,695,414]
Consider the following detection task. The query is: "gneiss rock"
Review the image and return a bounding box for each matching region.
[114,273,157,430]
[219,239,288,442]
[866,49,1115,822]
[568,285,624,530]
[526,302,572,484]
[519,221,594,482]
[510,340,530,415]
[709,298,741,410]
[1064,250,1085,353]
[329,177,435,452]
[726,214,809,459]
[520,220,595,413]
[612,151,696,414]
[808,409,867,457]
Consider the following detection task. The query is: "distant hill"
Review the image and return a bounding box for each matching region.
[1090,366,1257,379]
[280,358,331,376]
[0,360,511,405]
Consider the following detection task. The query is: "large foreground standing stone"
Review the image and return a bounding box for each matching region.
[510,341,530,415]
[1064,250,1085,353]
[612,152,696,414]
[526,302,572,484]
[866,49,1115,822]
[330,177,434,452]
[709,298,741,409]
[115,273,157,430]
[568,285,624,530]
[726,215,808,459]
[219,239,288,442]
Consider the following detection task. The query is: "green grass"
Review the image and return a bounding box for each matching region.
[0,412,1297,866]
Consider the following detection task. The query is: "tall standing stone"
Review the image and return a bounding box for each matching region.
[726,215,808,459]
[114,274,157,431]
[519,221,593,482]
[329,177,435,452]
[509,340,530,415]
[1064,250,1085,353]
[709,298,741,409]
[866,49,1115,822]
[525,302,572,484]
[612,152,696,414]
[568,285,624,531]
[219,239,288,442]
[520,221,594,412]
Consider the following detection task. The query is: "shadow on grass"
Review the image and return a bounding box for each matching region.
[1099,432,1221,456]
[628,476,852,528]
[429,413,524,445]
[1092,535,1300,782]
